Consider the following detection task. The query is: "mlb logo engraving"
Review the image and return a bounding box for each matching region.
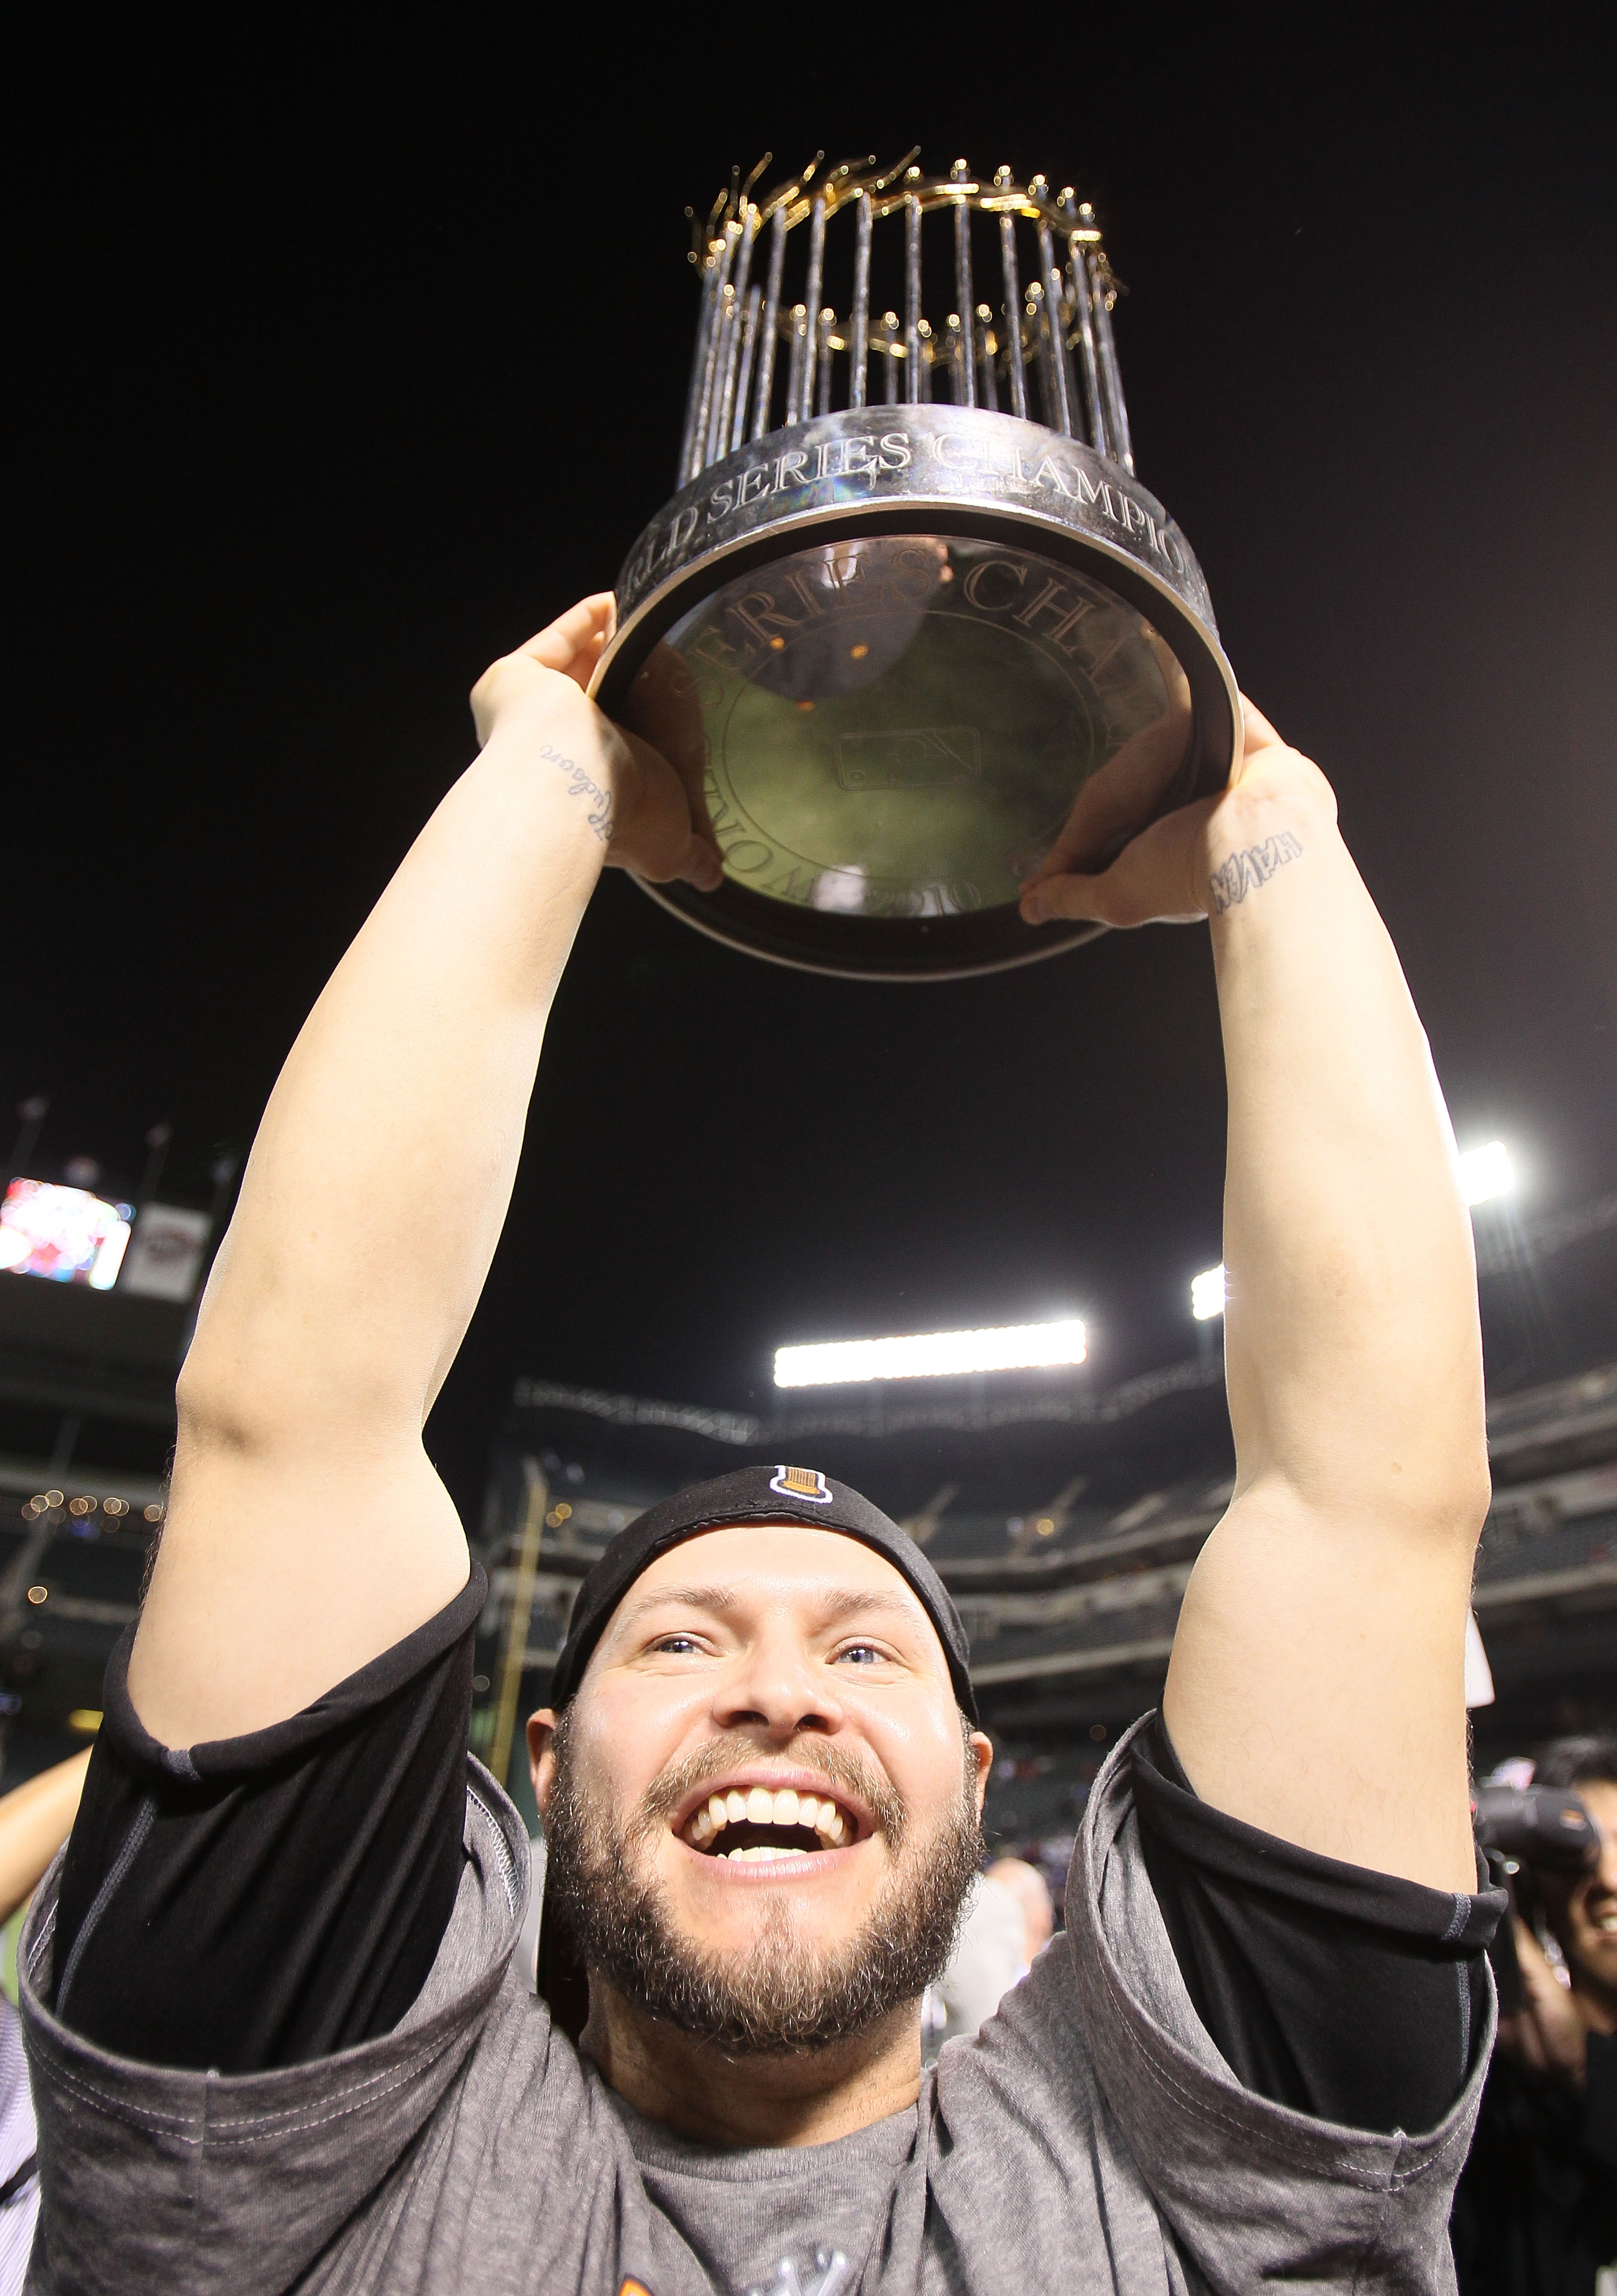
[834,725,981,789]
[769,1465,834,1504]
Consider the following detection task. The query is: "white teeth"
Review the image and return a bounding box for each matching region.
[687,1783,852,1853]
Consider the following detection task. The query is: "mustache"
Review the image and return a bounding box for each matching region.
[628,1733,908,1850]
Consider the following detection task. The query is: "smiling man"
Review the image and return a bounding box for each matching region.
[23,598,1503,2293]
[533,1492,991,2144]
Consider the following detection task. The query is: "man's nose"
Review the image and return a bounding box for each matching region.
[713,1633,843,1736]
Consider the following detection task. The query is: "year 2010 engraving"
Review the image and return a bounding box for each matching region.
[1208,831,1304,912]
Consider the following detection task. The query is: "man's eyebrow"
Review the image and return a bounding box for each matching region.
[811,1587,922,1626]
[614,1584,739,1629]
[613,1583,922,1631]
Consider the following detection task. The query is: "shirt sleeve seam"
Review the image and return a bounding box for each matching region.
[28,2022,468,2142]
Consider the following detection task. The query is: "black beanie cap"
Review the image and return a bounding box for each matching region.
[546,1462,977,1724]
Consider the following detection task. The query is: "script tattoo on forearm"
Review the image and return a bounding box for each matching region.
[537,742,615,845]
[1208,830,1304,912]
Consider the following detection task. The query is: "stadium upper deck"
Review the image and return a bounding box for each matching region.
[473,1355,1616,1772]
[0,1194,1611,1785]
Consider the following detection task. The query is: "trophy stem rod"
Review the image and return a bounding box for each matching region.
[688,219,741,481]
[881,311,899,405]
[903,194,921,407]
[848,191,872,411]
[953,198,976,409]
[749,205,788,443]
[785,303,810,426]
[730,285,761,453]
[678,245,722,485]
[1037,223,1075,437]
[975,306,999,411]
[998,215,1028,421]
[814,307,834,416]
[709,203,758,464]
[1089,265,1134,473]
[704,287,738,468]
[1067,240,1107,455]
[790,193,826,425]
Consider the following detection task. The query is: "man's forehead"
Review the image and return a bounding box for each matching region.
[608,1522,929,1620]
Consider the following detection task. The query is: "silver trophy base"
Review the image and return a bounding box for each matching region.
[593,407,1239,981]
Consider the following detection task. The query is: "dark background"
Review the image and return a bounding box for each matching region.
[10,18,1615,1509]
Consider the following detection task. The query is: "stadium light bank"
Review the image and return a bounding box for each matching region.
[773,1319,1087,1389]
[1458,1140,1515,1208]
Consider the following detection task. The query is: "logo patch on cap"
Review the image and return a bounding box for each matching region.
[769,1464,833,1504]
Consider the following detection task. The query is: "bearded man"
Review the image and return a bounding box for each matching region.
[23,597,1502,2294]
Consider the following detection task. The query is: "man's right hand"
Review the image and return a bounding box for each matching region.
[472,595,722,892]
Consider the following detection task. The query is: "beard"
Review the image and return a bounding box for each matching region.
[541,1709,984,2057]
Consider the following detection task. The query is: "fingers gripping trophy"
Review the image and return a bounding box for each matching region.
[589,151,1243,980]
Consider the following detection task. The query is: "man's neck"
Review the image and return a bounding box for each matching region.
[578,1982,923,2149]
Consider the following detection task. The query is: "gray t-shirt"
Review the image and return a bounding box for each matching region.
[18,1720,1490,2294]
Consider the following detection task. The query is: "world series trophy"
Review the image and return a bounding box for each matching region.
[591,152,1240,980]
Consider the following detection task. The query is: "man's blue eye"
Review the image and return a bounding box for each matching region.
[837,1643,886,1665]
[654,1635,702,1655]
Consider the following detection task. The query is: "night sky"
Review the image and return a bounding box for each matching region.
[12,23,1615,1510]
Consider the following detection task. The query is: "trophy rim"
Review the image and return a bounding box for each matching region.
[590,433,1240,982]
[630,870,1113,985]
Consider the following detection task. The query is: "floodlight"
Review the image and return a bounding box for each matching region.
[1190,1264,1226,1321]
[1458,1141,1514,1208]
[773,1318,1086,1388]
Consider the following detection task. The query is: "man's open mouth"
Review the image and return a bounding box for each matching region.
[682,1785,855,1863]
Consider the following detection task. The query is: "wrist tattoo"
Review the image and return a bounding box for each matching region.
[537,742,615,845]
[1209,830,1304,912]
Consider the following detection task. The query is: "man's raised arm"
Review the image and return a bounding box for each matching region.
[128,599,720,1748]
[1022,705,1489,1891]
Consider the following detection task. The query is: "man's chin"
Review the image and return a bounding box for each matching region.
[660,1883,870,1971]
[578,1855,964,2057]
[665,1838,886,1922]
[1573,1937,1617,1989]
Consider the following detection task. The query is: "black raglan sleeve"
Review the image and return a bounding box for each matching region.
[50,1566,485,2073]
[1132,1709,1505,2135]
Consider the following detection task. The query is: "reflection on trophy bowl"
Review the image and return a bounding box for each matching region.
[591,156,1240,981]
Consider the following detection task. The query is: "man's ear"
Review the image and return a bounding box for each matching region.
[969,1729,994,1820]
[528,1708,559,1820]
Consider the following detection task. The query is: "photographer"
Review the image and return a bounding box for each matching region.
[1454,1739,1617,2295]
[20,602,1502,2293]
